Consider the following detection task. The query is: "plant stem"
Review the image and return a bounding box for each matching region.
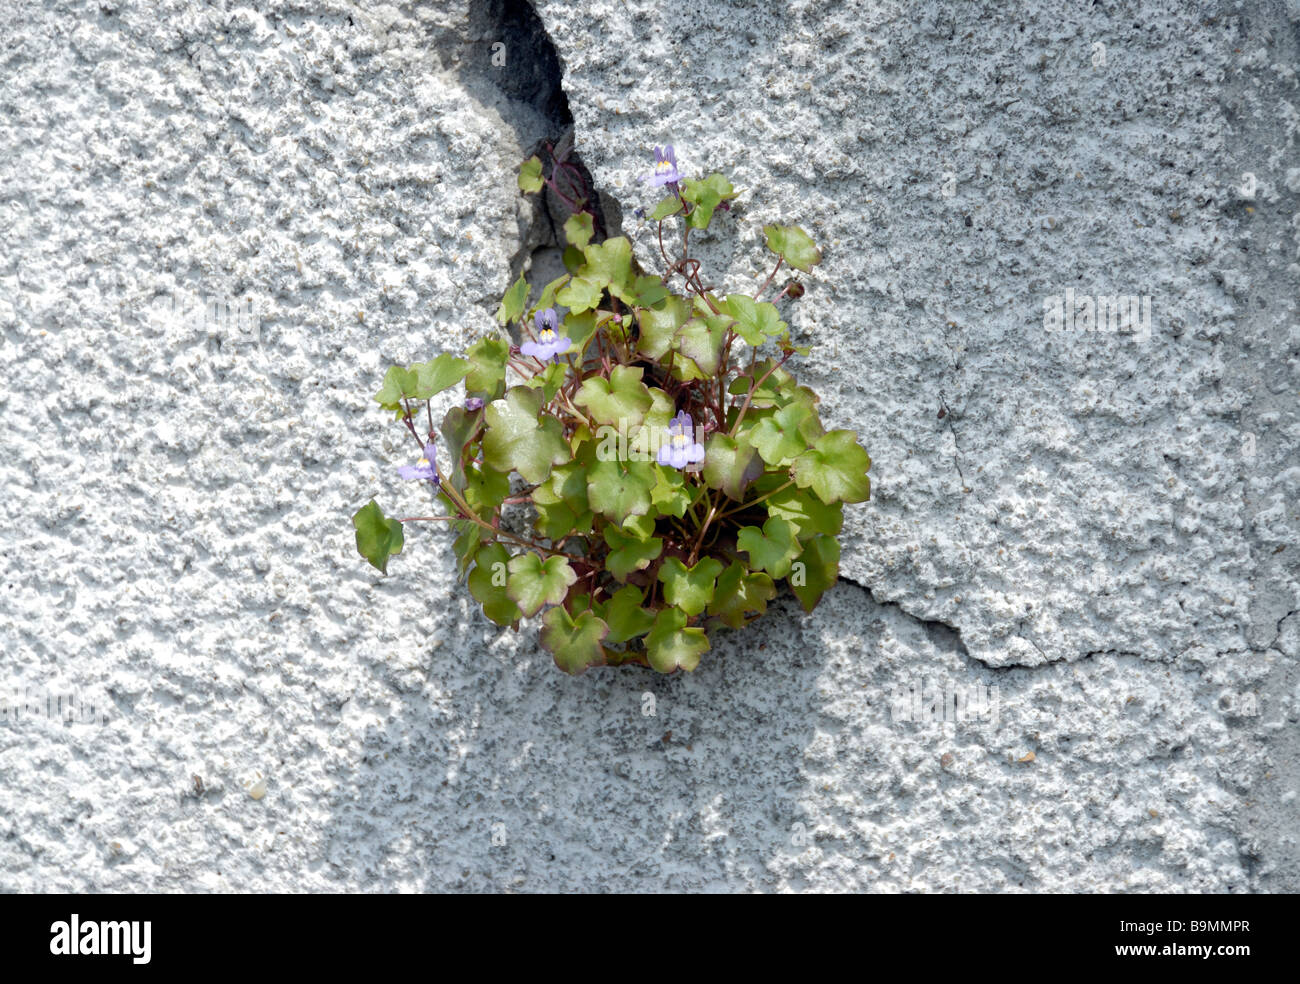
[728,351,793,437]
[433,463,574,559]
[687,492,720,566]
[755,256,783,300]
[715,478,795,520]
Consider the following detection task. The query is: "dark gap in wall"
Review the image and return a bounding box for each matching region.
[476,0,572,131]
[469,0,621,310]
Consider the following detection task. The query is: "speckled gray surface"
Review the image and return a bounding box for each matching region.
[0,0,1296,892]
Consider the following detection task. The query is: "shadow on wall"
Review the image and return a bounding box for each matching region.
[314,576,1041,892]
[316,591,838,891]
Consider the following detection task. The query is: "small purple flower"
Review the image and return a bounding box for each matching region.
[397,442,439,484]
[657,411,705,470]
[640,145,683,188]
[520,307,572,363]
[464,396,485,412]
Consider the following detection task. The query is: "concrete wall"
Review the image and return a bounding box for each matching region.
[1,0,1296,892]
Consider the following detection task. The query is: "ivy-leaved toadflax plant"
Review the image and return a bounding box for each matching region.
[353,145,871,675]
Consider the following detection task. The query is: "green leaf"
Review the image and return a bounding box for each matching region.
[352,500,404,574]
[579,237,634,301]
[603,523,663,582]
[533,446,595,537]
[643,387,676,432]
[563,310,600,353]
[649,196,683,220]
[724,294,786,345]
[413,353,471,399]
[463,462,510,514]
[562,245,584,274]
[574,364,653,428]
[440,405,481,491]
[518,155,544,193]
[744,402,812,466]
[556,276,603,314]
[563,212,595,249]
[506,552,577,617]
[483,386,569,484]
[586,457,655,520]
[465,336,510,401]
[536,274,570,312]
[789,535,840,612]
[777,330,812,357]
[675,316,727,375]
[621,513,657,538]
[373,365,420,410]
[451,519,483,577]
[524,361,568,403]
[736,515,800,578]
[657,556,723,617]
[631,276,670,309]
[727,359,801,409]
[763,224,822,273]
[545,449,593,512]
[496,274,529,326]
[636,295,689,359]
[763,481,844,538]
[682,173,737,230]
[603,585,657,644]
[468,543,521,626]
[790,430,872,504]
[707,562,776,629]
[702,433,759,501]
[540,607,609,675]
[531,482,594,539]
[650,465,691,518]
[796,400,826,442]
[645,607,709,673]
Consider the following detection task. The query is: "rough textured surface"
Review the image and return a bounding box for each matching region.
[0,0,1296,892]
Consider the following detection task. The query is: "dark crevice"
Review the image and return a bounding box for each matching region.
[837,575,1160,672]
[470,1,620,293]
[836,573,974,662]
[473,0,571,131]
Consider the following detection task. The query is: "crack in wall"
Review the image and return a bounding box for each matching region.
[467,1,619,312]
[838,572,969,657]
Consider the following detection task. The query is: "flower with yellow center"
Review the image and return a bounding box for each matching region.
[640,145,683,188]
[521,307,572,363]
[657,410,705,470]
[397,442,439,484]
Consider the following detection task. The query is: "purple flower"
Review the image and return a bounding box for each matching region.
[657,411,705,470]
[520,307,572,363]
[397,442,439,484]
[464,396,485,412]
[640,145,683,188]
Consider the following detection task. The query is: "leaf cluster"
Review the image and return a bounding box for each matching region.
[354,155,868,675]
